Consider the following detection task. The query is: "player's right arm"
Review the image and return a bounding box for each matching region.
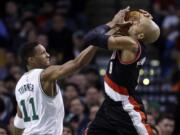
[41,45,98,81]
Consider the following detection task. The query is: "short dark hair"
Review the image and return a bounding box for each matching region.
[63,122,74,135]
[64,83,79,92]
[19,41,39,66]
[156,113,175,124]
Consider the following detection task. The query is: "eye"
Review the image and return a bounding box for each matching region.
[41,51,46,54]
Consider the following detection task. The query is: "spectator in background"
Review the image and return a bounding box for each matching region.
[0,20,9,49]
[36,1,54,31]
[72,30,85,57]
[147,111,156,125]
[3,1,20,51]
[63,122,74,135]
[8,65,23,81]
[68,98,88,135]
[21,5,36,19]
[1,75,16,124]
[66,73,88,96]
[82,67,102,88]
[156,113,175,135]
[84,86,102,109]
[5,51,17,68]
[89,105,100,121]
[3,75,16,95]
[37,33,49,48]
[153,0,177,25]
[18,17,37,43]
[160,6,179,77]
[47,13,74,63]
[0,81,6,94]
[63,83,79,114]
[5,1,20,31]
[26,29,38,43]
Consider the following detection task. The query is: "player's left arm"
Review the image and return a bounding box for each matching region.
[14,127,24,135]
[13,106,24,135]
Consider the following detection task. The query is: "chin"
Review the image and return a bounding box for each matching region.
[42,63,50,68]
[46,62,51,67]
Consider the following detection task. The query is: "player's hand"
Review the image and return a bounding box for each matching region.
[113,6,130,24]
[107,6,132,28]
[139,9,153,19]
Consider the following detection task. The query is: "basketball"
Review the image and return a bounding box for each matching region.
[125,11,142,21]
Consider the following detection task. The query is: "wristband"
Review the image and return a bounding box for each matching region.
[84,24,110,49]
[14,114,25,129]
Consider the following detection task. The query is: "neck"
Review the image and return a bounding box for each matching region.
[27,65,41,71]
[27,65,34,71]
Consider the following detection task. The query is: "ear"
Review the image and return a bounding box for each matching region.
[27,57,35,65]
[137,33,144,40]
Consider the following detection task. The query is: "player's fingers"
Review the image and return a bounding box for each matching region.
[143,13,153,19]
[139,9,153,19]
[124,6,130,11]
[123,6,130,13]
[118,6,130,14]
[139,9,147,13]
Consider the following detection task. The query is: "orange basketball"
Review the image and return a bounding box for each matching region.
[125,11,142,21]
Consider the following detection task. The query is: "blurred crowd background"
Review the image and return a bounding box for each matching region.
[0,0,179,135]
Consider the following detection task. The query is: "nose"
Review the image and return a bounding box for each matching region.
[46,52,50,58]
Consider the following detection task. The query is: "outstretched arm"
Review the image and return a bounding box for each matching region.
[41,46,98,81]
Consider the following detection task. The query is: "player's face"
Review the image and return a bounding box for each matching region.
[33,44,50,68]
[63,127,72,135]
[128,21,141,38]
[128,17,148,39]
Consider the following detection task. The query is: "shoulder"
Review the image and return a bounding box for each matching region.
[109,36,139,49]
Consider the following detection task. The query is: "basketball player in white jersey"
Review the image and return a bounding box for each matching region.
[13,41,99,134]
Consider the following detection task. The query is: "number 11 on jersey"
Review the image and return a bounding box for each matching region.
[20,97,39,122]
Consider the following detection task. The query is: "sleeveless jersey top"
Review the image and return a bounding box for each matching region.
[104,41,147,102]
[15,69,64,135]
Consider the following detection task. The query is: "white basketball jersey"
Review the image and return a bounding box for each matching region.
[15,69,64,135]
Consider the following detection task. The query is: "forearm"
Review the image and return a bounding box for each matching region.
[41,46,98,81]
[84,24,110,49]
[13,127,23,135]
[75,45,98,67]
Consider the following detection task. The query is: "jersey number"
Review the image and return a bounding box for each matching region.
[20,98,39,122]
